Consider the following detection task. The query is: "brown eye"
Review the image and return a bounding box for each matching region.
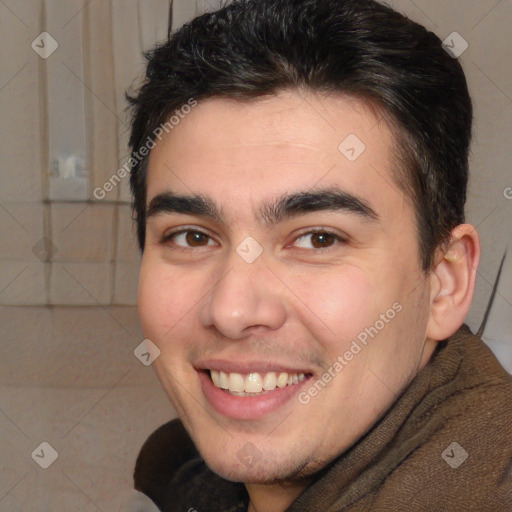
[185,231,210,246]
[164,230,216,247]
[310,232,336,248]
[294,231,342,249]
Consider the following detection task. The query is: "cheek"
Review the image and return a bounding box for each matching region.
[137,259,203,339]
[289,264,376,344]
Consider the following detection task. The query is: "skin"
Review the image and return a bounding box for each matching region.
[137,89,480,512]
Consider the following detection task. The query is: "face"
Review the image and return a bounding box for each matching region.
[138,89,435,484]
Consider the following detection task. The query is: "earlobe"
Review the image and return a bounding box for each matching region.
[426,224,481,341]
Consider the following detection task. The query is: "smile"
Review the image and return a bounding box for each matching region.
[198,366,313,420]
[210,370,307,396]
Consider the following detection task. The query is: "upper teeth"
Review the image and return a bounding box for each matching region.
[210,370,306,394]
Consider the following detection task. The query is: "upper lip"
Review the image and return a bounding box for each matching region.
[194,359,314,375]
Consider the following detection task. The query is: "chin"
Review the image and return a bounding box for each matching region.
[200,447,314,485]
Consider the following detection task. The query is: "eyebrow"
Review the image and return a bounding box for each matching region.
[146,187,379,226]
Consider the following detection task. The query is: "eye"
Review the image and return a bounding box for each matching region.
[293,230,346,249]
[162,229,217,248]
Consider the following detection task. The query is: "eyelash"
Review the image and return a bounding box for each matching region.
[293,228,348,250]
[160,226,348,251]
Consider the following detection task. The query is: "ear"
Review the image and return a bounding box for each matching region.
[426,224,481,341]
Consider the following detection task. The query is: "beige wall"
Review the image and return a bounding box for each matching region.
[0,0,511,510]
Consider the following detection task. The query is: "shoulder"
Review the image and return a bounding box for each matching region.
[133,419,248,512]
[381,326,512,509]
[133,418,199,507]
[444,325,512,417]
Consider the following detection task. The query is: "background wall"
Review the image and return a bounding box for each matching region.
[0,0,510,510]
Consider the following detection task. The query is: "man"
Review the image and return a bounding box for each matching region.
[125,0,512,510]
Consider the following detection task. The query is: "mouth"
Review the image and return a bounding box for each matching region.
[209,369,308,396]
[197,367,313,420]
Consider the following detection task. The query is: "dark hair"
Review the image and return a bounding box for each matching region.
[127,0,472,271]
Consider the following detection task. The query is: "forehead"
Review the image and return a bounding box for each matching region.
[146,90,406,221]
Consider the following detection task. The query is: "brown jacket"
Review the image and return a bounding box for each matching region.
[134,325,512,511]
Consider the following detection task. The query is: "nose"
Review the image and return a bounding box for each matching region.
[198,253,287,340]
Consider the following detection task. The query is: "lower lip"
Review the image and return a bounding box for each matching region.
[198,371,310,421]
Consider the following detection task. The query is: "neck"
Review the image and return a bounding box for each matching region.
[246,481,308,512]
